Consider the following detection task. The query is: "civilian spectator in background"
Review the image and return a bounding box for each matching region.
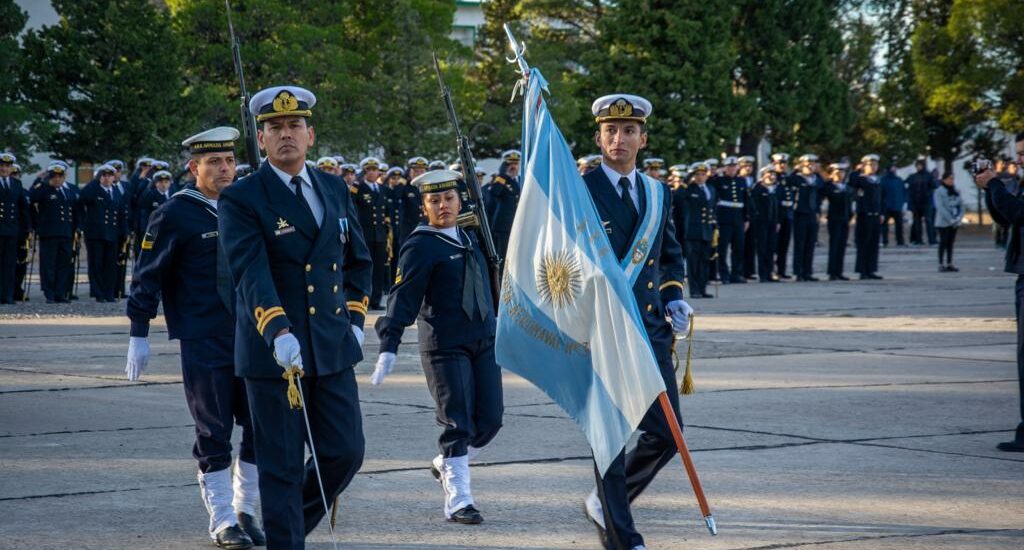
[880,165,907,247]
[907,158,938,246]
[933,172,963,272]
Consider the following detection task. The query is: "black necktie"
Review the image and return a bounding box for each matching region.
[618,176,639,229]
[291,176,315,221]
[461,232,489,321]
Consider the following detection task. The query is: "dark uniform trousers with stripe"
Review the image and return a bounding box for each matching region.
[219,163,372,550]
[584,168,687,550]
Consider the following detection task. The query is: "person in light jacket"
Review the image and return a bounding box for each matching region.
[933,172,963,272]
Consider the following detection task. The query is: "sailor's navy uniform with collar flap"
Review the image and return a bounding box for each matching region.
[218,84,373,549]
[585,93,690,550]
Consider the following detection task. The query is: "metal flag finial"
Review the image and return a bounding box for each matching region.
[503,23,530,101]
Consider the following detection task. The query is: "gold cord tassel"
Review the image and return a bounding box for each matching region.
[283,366,304,410]
[680,314,696,395]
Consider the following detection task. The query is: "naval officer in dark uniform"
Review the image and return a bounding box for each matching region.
[771,153,795,279]
[126,127,264,550]
[0,152,30,304]
[218,85,373,549]
[750,166,781,282]
[579,93,692,550]
[484,149,521,260]
[851,154,884,280]
[352,156,391,309]
[371,169,502,525]
[678,162,717,298]
[398,157,428,241]
[711,156,748,283]
[79,164,125,302]
[137,170,173,230]
[29,163,76,303]
[788,154,824,281]
[825,162,854,280]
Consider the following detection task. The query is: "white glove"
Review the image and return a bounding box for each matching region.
[273,333,303,370]
[352,326,364,348]
[370,352,396,385]
[125,336,150,381]
[665,300,693,334]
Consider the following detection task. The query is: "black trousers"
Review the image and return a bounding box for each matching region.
[367,239,388,307]
[925,203,938,245]
[716,222,745,282]
[854,214,881,275]
[85,239,117,300]
[792,212,818,278]
[776,216,793,276]
[910,206,928,244]
[684,240,710,296]
[827,219,850,277]
[937,226,957,265]
[423,337,503,458]
[246,369,364,550]
[493,230,511,262]
[13,234,28,300]
[881,209,905,246]
[0,235,16,302]
[39,237,72,302]
[595,352,682,550]
[180,336,255,473]
[743,224,757,278]
[1012,276,1024,444]
[752,220,777,281]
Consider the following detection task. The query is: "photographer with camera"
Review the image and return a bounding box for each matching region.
[976,147,1024,452]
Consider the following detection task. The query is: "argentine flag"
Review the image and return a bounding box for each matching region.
[496,69,667,476]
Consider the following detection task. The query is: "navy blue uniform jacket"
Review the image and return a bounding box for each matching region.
[30,182,75,239]
[218,163,373,379]
[0,177,30,237]
[127,190,234,340]
[375,226,496,354]
[583,168,686,357]
[677,183,718,242]
[78,181,125,242]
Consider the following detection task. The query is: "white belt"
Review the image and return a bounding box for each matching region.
[781,201,794,207]
[717,200,743,208]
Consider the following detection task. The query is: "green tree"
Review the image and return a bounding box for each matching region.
[0,0,51,168]
[169,0,466,163]
[19,0,192,163]
[464,0,523,157]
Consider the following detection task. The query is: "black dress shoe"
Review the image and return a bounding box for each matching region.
[700,293,714,298]
[828,275,840,281]
[805,276,819,282]
[448,505,483,524]
[214,524,254,549]
[996,439,1024,452]
[729,277,746,284]
[779,274,793,280]
[867,273,883,280]
[838,275,850,281]
[237,513,265,546]
[46,299,56,304]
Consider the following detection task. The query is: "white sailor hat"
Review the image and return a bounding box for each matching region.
[153,160,170,170]
[704,158,720,167]
[249,85,316,123]
[11,163,21,174]
[182,126,240,154]
[46,162,67,174]
[738,155,755,165]
[316,156,339,169]
[333,155,345,164]
[577,155,590,166]
[235,163,251,174]
[105,159,125,171]
[723,156,738,166]
[340,163,357,174]
[152,170,172,181]
[95,164,116,176]
[447,162,462,172]
[408,156,429,169]
[643,158,665,169]
[668,164,688,177]
[386,166,403,177]
[501,149,521,162]
[797,153,819,165]
[861,153,880,163]
[137,157,155,166]
[592,94,652,123]
[690,161,710,173]
[771,152,790,163]
[412,169,461,194]
[828,162,849,172]
[0,152,16,163]
[587,154,602,167]
[428,160,446,170]
[758,166,776,178]
[360,156,382,169]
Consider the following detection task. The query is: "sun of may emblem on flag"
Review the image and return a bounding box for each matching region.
[536,250,582,308]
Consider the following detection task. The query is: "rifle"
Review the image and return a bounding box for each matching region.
[432,53,502,308]
[22,233,35,302]
[224,0,261,170]
[71,231,82,300]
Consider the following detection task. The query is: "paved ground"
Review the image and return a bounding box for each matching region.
[1,227,1022,550]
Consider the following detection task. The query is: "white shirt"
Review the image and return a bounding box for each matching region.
[437,225,459,241]
[269,162,324,226]
[699,183,711,201]
[600,162,640,207]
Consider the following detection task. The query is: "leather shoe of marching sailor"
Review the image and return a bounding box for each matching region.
[214,525,254,549]
[237,513,265,546]
[448,504,484,524]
